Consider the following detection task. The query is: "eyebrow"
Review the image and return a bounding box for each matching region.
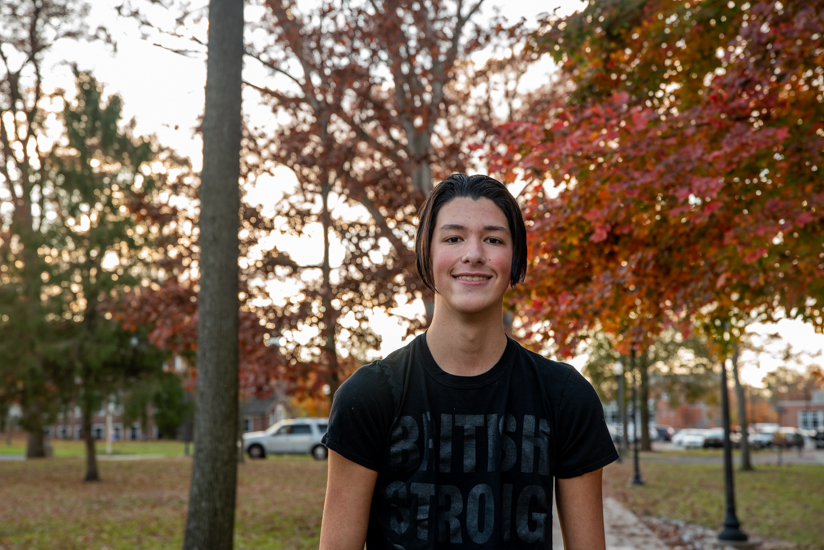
[438,223,510,233]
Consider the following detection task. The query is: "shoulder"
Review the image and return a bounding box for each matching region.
[512,341,597,402]
[513,341,576,384]
[335,336,421,405]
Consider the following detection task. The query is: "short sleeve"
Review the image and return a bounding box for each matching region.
[322,362,395,472]
[553,368,619,478]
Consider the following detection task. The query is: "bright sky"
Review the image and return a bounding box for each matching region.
[43,0,824,387]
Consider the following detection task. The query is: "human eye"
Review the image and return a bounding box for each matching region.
[486,236,505,245]
[445,236,462,243]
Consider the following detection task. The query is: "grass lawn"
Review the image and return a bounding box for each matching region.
[1,452,821,549]
[0,436,189,458]
[603,460,824,549]
[0,456,326,550]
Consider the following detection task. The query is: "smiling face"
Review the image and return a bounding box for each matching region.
[431,197,514,317]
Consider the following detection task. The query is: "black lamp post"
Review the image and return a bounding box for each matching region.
[630,348,644,486]
[719,351,748,543]
[613,360,625,463]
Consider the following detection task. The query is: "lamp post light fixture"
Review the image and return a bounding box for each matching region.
[613,360,626,462]
[630,348,644,486]
[718,352,749,543]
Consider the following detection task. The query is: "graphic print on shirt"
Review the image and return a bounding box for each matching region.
[382,411,552,547]
[323,334,619,549]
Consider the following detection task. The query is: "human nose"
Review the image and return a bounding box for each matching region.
[462,237,485,264]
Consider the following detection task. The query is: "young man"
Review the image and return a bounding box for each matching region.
[320,174,618,549]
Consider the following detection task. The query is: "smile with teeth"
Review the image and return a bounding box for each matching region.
[455,275,491,281]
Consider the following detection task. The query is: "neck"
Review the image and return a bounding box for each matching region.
[425,297,508,376]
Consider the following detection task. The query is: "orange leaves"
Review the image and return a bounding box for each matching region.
[501,171,518,184]
[495,0,824,354]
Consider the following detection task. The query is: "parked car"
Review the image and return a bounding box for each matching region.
[625,423,660,443]
[653,425,675,442]
[814,429,824,449]
[672,428,706,448]
[748,430,775,449]
[681,432,707,449]
[702,428,725,449]
[242,417,329,460]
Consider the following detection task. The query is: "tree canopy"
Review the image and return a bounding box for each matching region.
[491,0,823,355]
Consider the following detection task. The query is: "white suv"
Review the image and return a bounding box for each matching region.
[242,417,329,460]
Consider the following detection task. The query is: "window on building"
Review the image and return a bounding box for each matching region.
[92,425,105,440]
[799,410,824,430]
[243,418,252,433]
[129,424,140,441]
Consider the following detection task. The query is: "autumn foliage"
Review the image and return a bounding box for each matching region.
[491,0,824,355]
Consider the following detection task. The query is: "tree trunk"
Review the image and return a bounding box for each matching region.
[182,0,243,548]
[26,430,46,458]
[237,399,245,464]
[320,182,342,401]
[411,159,433,195]
[24,403,46,459]
[82,396,100,482]
[731,346,753,471]
[5,412,12,446]
[639,352,652,451]
[621,358,629,454]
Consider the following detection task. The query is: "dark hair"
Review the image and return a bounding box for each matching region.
[415,173,527,292]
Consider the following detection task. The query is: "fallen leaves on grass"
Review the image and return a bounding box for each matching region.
[0,456,327,550]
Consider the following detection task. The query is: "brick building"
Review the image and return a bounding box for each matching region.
[655,398,720,430]
[777,390,824,430]
[48,402,159,441]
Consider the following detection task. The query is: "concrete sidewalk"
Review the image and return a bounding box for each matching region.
[552,496,668,550]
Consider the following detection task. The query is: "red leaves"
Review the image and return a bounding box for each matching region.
[742,248,767,264]
[113,280,288,399]
[590,224,610,243]
[492,0,824,353]
[631,110,648,133]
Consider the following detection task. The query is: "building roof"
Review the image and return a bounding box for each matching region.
[244,397,277,416]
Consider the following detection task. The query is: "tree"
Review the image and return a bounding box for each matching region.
[762,364,824,403]
[0,0,98,458]
[182,0,244,548]
[583,329,717,450]
[492,0,823,346]
[239,0,524,399]
[45,69,189,480]
[123,369,191,439]
[489,1,823,463]
[117,0,528,403]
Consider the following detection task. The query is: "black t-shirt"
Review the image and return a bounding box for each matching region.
[323,333,618,549]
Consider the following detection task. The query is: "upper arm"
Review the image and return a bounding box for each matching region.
[319,449,379,550]
[554,468,606,550]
